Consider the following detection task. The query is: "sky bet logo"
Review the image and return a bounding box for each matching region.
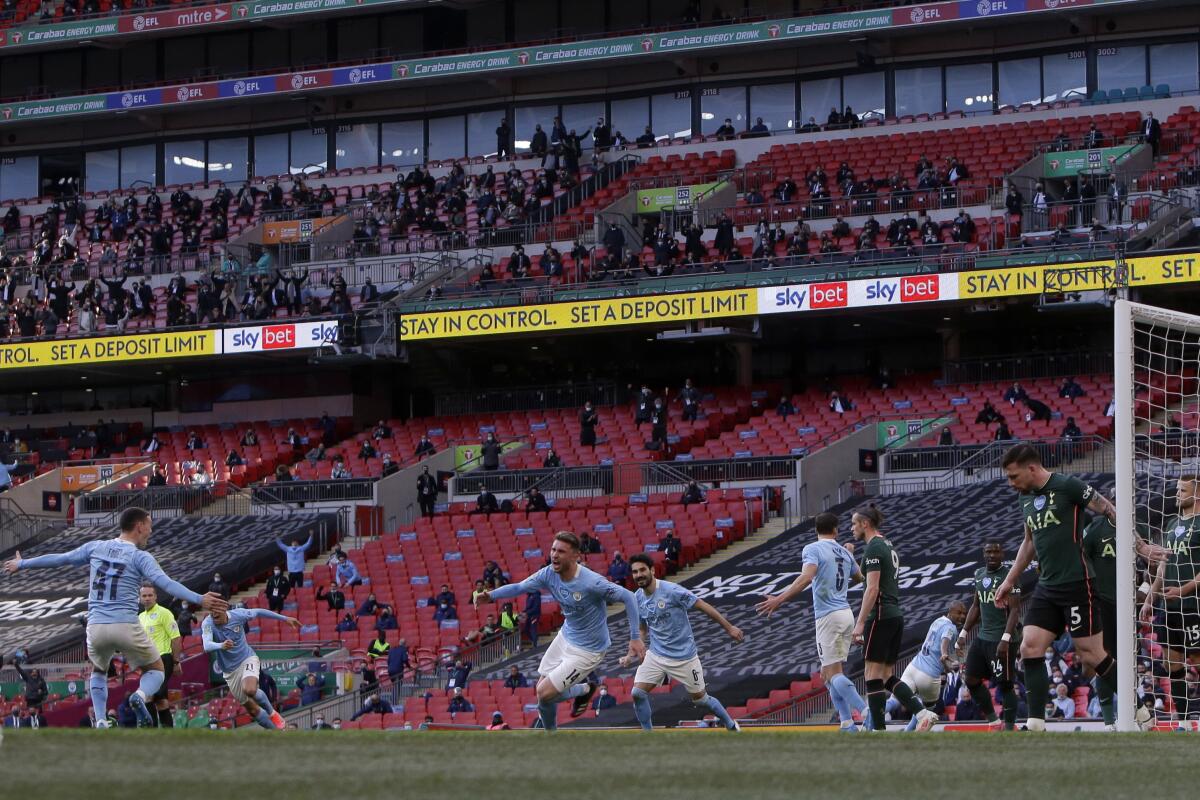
[901,275,939,302]
[228,322,337,352]
[809,282,848,309]
[773,287,807,309]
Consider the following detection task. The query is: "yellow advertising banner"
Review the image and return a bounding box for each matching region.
[399,288,758,341]
[957,253,1200,299]
[0,330,217,370]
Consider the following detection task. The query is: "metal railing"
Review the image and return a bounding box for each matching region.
[251,479,375,505]
[76,481,314,518]
[877,435,1113,489]
[434,382,619,417]
[0,496,67,555]
[943,351,1112,384]
[283,629,522,729]
[397,240,1126,316]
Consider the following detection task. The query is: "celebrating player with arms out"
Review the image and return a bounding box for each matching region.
[475,532,643,731]
[1141,475,1200,726]
[756,512,870,732]
[850,505,938,732]
[202,606,301,729]
[620,554,744,731]
[995,445,1167,731]
[958,542,1023,731]
[2,507,227,728]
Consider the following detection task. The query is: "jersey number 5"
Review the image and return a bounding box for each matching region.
[92,560,127,601]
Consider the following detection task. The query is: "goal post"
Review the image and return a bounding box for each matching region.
[1114,299,1200,731]
[1114,298,1136,732]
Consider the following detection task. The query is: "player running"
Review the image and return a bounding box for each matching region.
[756,511,870,731]
[1,507,227,728]
[995,445,1167,731]
[620,553,744,731]
[957,542,1023,731]
[202,606,301,729]
[1141,475,1200,727]
[139,584,183,728]
[850,504,938,732]
[888,601,966,730]
[475,531,644,731]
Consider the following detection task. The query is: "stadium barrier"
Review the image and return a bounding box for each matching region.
[250,479,376,505]
[942,350,1112,384]
[434,381,620,417]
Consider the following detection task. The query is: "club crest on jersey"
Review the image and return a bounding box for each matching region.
[982,577,992,588]
[1033,495,1047,511]
[571,592,582,602]
[657,600,666,610]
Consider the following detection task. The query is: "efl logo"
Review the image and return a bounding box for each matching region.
[900,276,939,302]
[290,74,317,90]
[262,324,297,350]
[809,282,848,309]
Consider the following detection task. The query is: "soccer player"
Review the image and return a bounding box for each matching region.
[1081,492,1119,728]
[756,511,870,731]
[139,584,182,728]
[202,606,301,730]
[849,505,938,732]
[995,444,1167,731]
[889,601,966,730]
[1,507,227,728]
[474,531,644,731]
[620,553,744,731]
[957,542,1023,731]
[1141,475,1200,726]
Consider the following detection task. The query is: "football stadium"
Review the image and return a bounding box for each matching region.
[1,0,1200,794]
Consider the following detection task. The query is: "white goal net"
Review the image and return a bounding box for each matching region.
[1115,299,1200,731]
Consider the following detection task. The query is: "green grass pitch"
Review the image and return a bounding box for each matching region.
[1,729,1192,799]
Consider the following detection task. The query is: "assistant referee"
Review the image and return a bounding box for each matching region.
[139,583,182,728]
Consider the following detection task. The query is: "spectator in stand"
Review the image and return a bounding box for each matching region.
[975,401,1003,425]
[1059,377,1086,400]
[486,711,511,730]
[431,584,457,622]
[464,614,500,645]
[357,592,383,617]
[276,534,313,589]
[482,561,505,586]
[336,612,357,633]
[938,426,954,446]
[351,692,394,720]
[636,126,656,148]
[579,531,602,555]
[1003,382,1028,407]
[381,454,399,477]
[446,658,472,691]
[331,457,352,480]
[480,432,501,471]
[145,463,168,487]
[375,606,398,632]
[11,657,47,711]
[358,440,377,461]
[415,435,436,458]
[416,466,438,518]
[681,480,706,506]
[543,448,562,468]
[473,486,499,515]
[1061,416,1083,439]
[372,420,392,441]
[190,463,213,487]
[317,583,346,613]
[828,391,849,415]
[1142,112,1162,157]
[1050,683,1075,719]
[265,565,291,613]
[591,685,617,714]
[578,401,600,450]
[335,552,363,587]
[659,530,682,569]
[523,585,542,649]
[471,580,489,606]
[208,571,231,600]
[503,665,529,691]
[994,420,1014,441]
[776,395,796,419]
[499,603,519,634]
[607,551,630,586]
[953,685,980,721]
[714,118,737,141]
[225,450,244,468]
[448,687,473,714]
[387,636,410,680]
[525,486,550,515]
[1023,396,1053,423]
[301,673,323,705]
[177,601,194,636]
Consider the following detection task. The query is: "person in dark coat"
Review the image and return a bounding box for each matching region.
[416,466,438,518]
[480,433,501,471]
[714,213,735,259]
[579,402,598,448]
[602,222,625,264]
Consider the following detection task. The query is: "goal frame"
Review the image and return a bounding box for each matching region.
[1113,299,1200,731]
